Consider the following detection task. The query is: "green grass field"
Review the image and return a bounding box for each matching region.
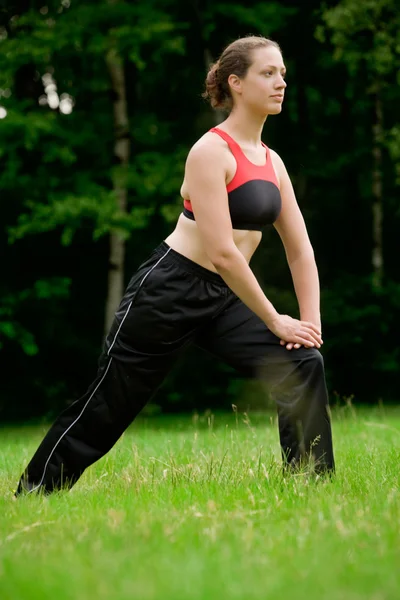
[1,405,399,600]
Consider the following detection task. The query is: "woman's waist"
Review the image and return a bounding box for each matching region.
[164,214,261,272]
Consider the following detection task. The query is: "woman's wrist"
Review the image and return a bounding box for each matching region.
[300,312,321,329]
[263,304,280,328]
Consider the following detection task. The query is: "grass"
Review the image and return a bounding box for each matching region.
[1,404,400,600]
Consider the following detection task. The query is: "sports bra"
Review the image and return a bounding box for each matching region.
[182,127,282,231]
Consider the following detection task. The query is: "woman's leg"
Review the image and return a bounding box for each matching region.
[16,244,230,494]
[196,295,335,473]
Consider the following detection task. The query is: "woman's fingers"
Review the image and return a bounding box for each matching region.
[280,340,294,350]
[301,320,321,334]
[295,335,316,347]
[282,332,314,347]
[297,331,318,346]
[279,317,324,350]
[281,339,314,350]
[301,321,323,342]
[299,326,323,346]
[284,342,305,350]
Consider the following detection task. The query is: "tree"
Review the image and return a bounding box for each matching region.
[0,0,187,417]
[104,0,131,334]
[1,0,186,336]
[317,0,400,289]
[1,0,400,419]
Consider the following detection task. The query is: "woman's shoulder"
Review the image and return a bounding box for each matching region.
[185,130,233,167]
[268,146,283,163]
[268,147,286,174]
[190,129,228,152]
[267,148,294,192]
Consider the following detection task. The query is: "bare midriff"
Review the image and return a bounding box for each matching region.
[164,213,262,274]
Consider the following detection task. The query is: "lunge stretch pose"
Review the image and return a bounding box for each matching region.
[16,36,334,495]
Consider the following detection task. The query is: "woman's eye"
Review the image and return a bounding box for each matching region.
[265,72,273,76]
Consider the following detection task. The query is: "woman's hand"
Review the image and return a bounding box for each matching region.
[268,314,323,349]
[279,340,306,350]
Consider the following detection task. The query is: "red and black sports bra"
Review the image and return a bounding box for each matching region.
[183,127,282,232]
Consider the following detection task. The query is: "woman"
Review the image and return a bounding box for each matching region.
[16,35,334,495]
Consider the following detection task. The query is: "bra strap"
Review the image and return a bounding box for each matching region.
[209,127,243,161]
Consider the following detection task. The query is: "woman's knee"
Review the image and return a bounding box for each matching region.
[296,348,326,387]
[305,347,325,368]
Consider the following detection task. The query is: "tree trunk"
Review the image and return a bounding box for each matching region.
[371,88,384,289]
[204,47,225,125]
[191,0,225,125]
[104,42,131,335]
[294,58,310,204]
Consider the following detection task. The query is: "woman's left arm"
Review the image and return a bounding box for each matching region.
[270,150,322,348]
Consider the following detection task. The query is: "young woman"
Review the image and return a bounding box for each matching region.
[16,36,334,495]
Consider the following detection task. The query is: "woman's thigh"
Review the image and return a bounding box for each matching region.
[106,246,230,361]
[195,294,324,380]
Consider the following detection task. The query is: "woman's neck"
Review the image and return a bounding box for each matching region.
[220,108,267,147]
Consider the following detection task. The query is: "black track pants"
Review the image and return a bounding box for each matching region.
[16,242,334,494]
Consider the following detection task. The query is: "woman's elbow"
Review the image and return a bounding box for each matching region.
[287,246,315,265]
[208,244,238,270]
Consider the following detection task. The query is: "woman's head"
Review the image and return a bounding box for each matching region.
[203,36,286,116]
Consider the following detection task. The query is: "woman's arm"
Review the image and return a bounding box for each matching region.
[271,150,322,348]
[184,142,322,348]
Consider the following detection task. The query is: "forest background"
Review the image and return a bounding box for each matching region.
[1,0,399,422]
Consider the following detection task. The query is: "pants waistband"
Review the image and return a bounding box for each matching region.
[155,241,229,287]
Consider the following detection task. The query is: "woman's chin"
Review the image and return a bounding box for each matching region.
[258,103,283,117]
[268,103,283,115]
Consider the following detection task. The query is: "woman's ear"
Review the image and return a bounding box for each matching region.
[227,74,242,96]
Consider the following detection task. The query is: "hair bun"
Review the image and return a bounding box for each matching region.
[203,61,226,109]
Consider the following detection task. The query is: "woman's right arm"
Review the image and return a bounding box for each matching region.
[184,143,322,348]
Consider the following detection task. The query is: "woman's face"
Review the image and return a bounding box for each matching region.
[230,46,287,116]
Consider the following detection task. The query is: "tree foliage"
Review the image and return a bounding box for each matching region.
[1,0,400,420]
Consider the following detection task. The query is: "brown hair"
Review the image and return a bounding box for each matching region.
[203,36,281,111]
